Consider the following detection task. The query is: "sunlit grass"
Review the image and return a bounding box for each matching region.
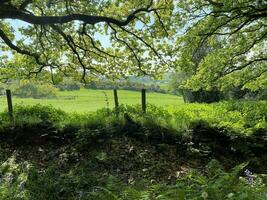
[0,88,184,113]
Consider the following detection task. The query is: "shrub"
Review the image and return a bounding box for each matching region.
[0,104,67,130]
[14,82,58,99]
[14,104,66,123]
[56,78,81,91]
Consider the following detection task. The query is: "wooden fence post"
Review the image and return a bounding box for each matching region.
[141,89,146,113]
[113,89,119,114]
[6,89,13,118]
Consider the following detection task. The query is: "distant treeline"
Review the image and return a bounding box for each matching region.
[0,79,169,99]
[56,78,168,93]
[0,81,58,99]
[84,80,167,93]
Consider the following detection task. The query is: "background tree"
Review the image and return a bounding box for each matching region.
[169,39,223,102]
[174,0,267,94]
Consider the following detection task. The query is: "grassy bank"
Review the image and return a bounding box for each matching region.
[0,101,266,199]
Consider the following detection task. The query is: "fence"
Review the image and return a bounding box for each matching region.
[2,89,148,117]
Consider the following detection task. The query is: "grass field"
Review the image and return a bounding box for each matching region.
[0,88,184,113]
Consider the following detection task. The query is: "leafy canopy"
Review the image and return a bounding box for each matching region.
[0,0,266,91]
[175,0,267,91]
[0,0,174,82]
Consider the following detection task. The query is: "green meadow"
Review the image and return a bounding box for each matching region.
[0,88,184,113]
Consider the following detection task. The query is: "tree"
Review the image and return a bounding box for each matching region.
[170,38,224,103]
[175,0,267,92]
[0,0,174,82]
[1,0,266,91]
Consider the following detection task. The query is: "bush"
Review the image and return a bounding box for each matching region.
[14,82,58,99]
[0,104,67,131]
[56,78,81,91]
[14,104,66,124]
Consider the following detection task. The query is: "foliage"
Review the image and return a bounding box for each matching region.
[224,87,267,100]
[168,71,189,95]
[13,81,58,99]
[0,1,266,93]
[2,101,265,160]
[171,101,267,134]
[85,80,167,94]
[0,156,31,199]
[0,100,266,136]
[175,0,267,92]
[89,160,267,200]
[117,101,267,135]
[0,155,266,200]
[56,78,81,91]
[0,101,265,155]
[169,71,267,102]
[0,101,266,199]
[0,82,7,95]
[0,104,66,130]
[0,0,174,81]
[13,104,66,124]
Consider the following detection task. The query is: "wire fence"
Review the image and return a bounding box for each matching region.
[1,89,148,117]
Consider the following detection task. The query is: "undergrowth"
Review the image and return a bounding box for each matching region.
[0,155,266,200]
[0,100,266,199]
[0,100,266,135]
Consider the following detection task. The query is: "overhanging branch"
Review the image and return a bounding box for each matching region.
[0,28,45,67]
[0,4,154,26]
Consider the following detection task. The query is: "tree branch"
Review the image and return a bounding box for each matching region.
[0,5,154,26]
[0,28,45,67]
[205,0,224,7]
[224,58,267,75]
[109,23,147,75]
[19,0,33,10]
[50,24,101,77]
